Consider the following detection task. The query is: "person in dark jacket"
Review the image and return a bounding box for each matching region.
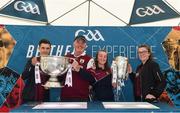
[128,44,166,102]
[73,50,115,101]
[21,39,51,103]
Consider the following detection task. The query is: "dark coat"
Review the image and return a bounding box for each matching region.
[129,59,166,101]
[21,57,50,103]
[79,68,114,101]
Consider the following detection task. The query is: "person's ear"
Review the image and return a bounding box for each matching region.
[73,41,75,47]
[85,43,87,48]
[38,45,40,50]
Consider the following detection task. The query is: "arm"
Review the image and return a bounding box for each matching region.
[127,64,136,83]
[129,72,136,83]
[21,58,33,80]
[149,62,166,98]
[79,68,96,84]
[86,58,95,69]
[71,58,96,84]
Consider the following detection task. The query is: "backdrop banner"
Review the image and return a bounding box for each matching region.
[0,25,179,107]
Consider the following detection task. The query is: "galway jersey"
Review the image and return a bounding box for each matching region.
[61,52,94,100]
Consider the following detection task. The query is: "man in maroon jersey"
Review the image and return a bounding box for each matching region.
[60,35,94,101]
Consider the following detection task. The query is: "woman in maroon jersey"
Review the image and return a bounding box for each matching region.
[73,50,115,101]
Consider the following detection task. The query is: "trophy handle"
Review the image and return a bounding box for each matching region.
[59,63,71,75]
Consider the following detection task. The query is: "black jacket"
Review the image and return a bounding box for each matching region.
[129,59,166,101]
[79,68,114,101]
[21,57,50,103]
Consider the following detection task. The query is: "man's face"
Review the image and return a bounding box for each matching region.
[39,43,51,56]
[73,39,86,54]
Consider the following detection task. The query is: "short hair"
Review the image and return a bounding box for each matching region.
[38,39,51,47]
[138,44,153,60]
[74,35,86,43]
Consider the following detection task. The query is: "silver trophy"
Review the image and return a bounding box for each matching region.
[111,56,128,101]
[40,56,70,88]
[114,56,128,79]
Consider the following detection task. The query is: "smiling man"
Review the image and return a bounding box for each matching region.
[60,35,94,102]
[21,39,51,103]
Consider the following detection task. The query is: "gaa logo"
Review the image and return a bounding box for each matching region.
[136,5,165,17]
[14,1,40,15]
[75,30,105,41]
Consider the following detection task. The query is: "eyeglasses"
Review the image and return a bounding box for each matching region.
[138,51,149,54]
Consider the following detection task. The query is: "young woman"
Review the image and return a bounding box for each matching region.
[73,50,115,101]
[128,44,166,102]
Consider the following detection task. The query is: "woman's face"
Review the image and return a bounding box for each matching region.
[138,47,150,63]
[97,51,107,66]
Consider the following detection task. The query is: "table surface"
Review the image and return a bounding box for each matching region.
[11,102,180,113]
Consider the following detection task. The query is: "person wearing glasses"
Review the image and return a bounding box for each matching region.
[127,44,166,102]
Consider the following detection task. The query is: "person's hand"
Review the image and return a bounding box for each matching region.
[42,84,50,89]
[112,82,117,88]
[31,57,39,66]
[44,85,50,90]
[71,59,78,71]
[127,64,132,74]
[145,94,156,99]
[89,85,93,91]
[72,60,82,72]
[74,65,83,72]
[92,64,96,70]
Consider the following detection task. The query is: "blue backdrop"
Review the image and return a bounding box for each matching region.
[5,26,173,102]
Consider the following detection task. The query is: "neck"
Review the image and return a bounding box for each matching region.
[98,64,105,69]
[74,52,82,56]
[142,59,148,64]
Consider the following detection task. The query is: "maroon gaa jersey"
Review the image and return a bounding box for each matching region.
[61,52,94,101]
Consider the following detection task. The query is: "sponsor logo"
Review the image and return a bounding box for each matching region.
[14,1,40,15]
[75,29,105,41]
[136,5,165,17]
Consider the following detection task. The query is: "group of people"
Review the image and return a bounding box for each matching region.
[21,35,166,103]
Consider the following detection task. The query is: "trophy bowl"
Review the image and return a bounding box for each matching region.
[40,56,70,88]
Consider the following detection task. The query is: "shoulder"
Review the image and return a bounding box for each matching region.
[82,55,92,60]
[26,56,39,66]
[26,57,33,63]
[148,60,159,66]
[87,68,96,74]
[80,55,93,64]
[146,60,160,70]
[65,53,73,57]
[106,68,112,75]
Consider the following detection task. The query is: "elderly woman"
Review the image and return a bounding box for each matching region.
[128,44,166,102]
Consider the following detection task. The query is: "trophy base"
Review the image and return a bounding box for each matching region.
[43,81,63,88]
